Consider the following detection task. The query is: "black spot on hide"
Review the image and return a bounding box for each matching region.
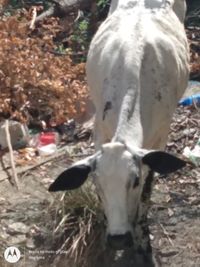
[103,101,112,120]
[133,176,140,188]
[155,91,162,101]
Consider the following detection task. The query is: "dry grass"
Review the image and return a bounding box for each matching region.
[47,180,105,267]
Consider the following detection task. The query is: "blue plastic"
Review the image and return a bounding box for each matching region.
[179,93,200,106]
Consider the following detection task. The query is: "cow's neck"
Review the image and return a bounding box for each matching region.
[112,89,143,148]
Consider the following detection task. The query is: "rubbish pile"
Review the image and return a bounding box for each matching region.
[167,80,200,167]
[0,117,93,170]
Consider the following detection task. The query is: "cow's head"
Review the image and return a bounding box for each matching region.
[49,142,186,249]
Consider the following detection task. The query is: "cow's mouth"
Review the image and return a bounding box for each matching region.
[107,231,133,250]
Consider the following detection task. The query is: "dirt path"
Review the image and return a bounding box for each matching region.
[151,171,200,266]
[0,154,69,267]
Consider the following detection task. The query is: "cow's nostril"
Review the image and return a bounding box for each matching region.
[107,231,133,250]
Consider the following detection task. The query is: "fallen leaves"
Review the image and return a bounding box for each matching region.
[187,27,200,79]
[0,10,89,126]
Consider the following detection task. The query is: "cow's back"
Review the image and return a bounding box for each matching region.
[138,10,189,148]
[86,3,189,149]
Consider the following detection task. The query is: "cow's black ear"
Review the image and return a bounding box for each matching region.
[49,165,91,191]
[142,151,186,174]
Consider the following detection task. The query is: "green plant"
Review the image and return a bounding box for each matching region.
[97,0,110,17]
[55,44,67,54]
[71,16,90,62]
[97,0,110,10]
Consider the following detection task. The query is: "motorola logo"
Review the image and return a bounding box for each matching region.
[4,246,21,263]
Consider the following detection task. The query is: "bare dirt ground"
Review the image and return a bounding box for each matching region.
[151,104,200,267]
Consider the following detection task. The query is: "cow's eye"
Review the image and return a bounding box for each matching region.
[133,176,139,188]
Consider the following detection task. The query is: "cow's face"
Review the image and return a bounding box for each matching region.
[49,142,186,249]
[92,143,147,248]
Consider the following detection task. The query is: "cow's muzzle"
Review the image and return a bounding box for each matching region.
[107,231,133,250]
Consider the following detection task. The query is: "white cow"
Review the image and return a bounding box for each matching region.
[49,0,189,262]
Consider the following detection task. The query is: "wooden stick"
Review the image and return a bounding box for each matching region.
[159,223,174,247]
[30,7,37,30]
[5,120,19,189]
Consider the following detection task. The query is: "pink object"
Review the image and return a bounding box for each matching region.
[39,132,57,146]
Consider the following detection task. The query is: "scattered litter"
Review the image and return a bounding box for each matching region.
[29,131,59,147]
[186,81,200,95]
[179,81,200,107]
[183,138,200,166]
[39,132,59,146]
[36,132,59,156]
[28,131,59,156]
[179,93,200,106]
[37,143,57,156]
[0,120,29,149]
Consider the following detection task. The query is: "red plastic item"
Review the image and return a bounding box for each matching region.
[39,132,57,146]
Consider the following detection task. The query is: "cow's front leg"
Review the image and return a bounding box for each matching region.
[133,170,158,266]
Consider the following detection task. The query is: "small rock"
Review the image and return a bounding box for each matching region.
[26,238,36,249]
[168,208,174,217]
[7,222,29,234]
[168,217,178,225]
[150,234,154,240]
[0,231,9,239]
[8,234,26,244]
[0,197,6,203]
[183,128,195,136]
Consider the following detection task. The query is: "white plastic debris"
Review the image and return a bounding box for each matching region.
[0,120,29,149]
[183,139,200,166]
[37,143,57,156]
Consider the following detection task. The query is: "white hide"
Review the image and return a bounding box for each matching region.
[94,143,147,236]
[109,0,187,23]
[86,0,189,236]
[87,0,189,150]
